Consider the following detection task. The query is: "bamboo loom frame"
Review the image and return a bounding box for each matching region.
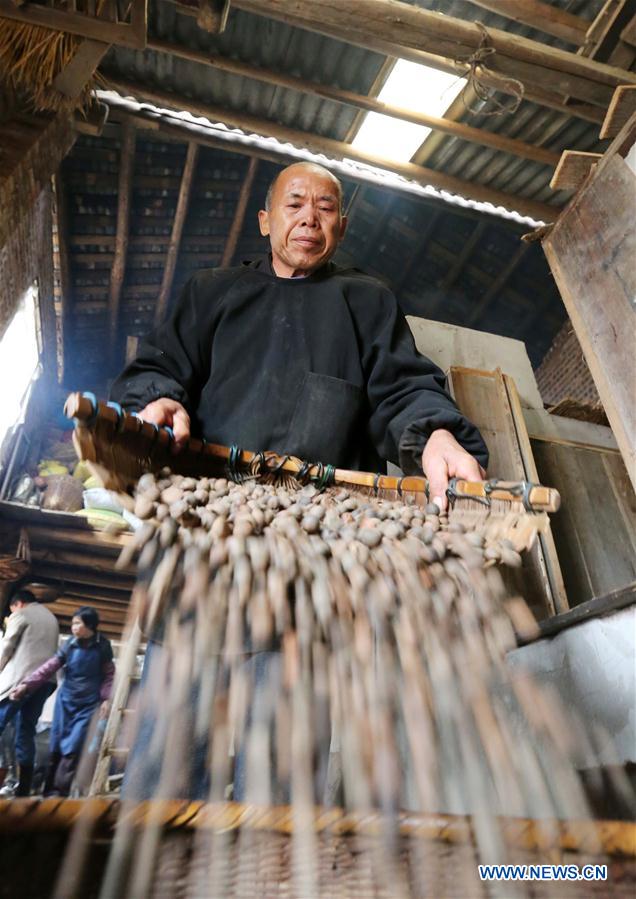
[64,392,561,512]
[1,798,634,858]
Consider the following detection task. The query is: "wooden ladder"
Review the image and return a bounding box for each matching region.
[89,617,143,795]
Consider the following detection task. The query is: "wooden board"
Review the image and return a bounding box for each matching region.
[550,150,602,191]
[448,367,567,620]
[600,85,636,140]
[531,439,636,605]
[543,153,636,493]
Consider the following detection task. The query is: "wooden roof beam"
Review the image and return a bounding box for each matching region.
[148,39,560,167]
[220,157,259,267]
[463,0,590,47]
[154,141,199,325]
[106,78,560,223]
[53,172,74,384]
[440,221,487,291]
[233,1,636,101]
[108,121,135,360]
[465,242,530,326]
[394,209,442,294]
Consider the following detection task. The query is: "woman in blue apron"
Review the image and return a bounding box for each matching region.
[12,606,114,795]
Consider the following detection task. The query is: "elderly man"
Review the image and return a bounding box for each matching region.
[111,162,487,505]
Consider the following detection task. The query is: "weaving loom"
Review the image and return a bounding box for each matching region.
[3,391,630,899]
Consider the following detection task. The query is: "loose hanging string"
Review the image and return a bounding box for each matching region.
[453,23,525,117]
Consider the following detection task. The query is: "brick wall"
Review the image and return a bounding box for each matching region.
[535,319,601,407]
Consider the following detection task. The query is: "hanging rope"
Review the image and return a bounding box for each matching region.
[453,23,525,117]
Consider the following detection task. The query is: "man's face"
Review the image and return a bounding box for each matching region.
[258,165,347,277]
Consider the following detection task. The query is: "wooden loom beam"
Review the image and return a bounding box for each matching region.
[154,141,199,326]
[105,78,559,222]
[147,39,560,168]
[220,157,259,267]
[108,121,135,362]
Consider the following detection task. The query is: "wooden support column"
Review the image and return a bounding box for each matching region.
[108,122,135,360]
[106,78,559,223]
[220,157,258,268]
[155,141,198,325]
[542,113,636,491]
[463,0,590,46]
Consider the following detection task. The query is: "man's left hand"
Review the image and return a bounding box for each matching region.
[421,429,486,512]
[99,700,111,720]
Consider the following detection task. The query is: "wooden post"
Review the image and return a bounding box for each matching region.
[154,141,198,326]
[108,122,135,363]
[220,157,258,268]
[542,113,636,491]
[106,77,559,223]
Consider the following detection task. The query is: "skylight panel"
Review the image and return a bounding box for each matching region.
[351,60,466,163]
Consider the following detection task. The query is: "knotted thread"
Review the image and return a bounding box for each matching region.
[454,22,525,117]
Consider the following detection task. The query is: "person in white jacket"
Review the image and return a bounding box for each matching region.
[0,590,59,796]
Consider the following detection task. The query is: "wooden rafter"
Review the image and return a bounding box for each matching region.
[463,0,590,47]
[394,208,442,294]
[0,0,148,49]
[154,141,199,326]
[105,78,559,222]
[148,39,560,168]
[232,0,636,105]
[465,242,529,326]
[220,157,258,268]
[581,0,635,61]
[54,171,73,382]
[53,39,110,99]
[441,221,487,291]
[108,121,135,358]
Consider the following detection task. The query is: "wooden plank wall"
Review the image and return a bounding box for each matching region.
[532,440,636,605]
[449,366,568,620]
[543,150,636,493]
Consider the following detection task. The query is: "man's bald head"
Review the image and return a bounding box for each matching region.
[258,162,348,278]
[265,162,344,214]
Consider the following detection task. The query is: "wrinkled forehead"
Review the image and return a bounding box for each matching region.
[275,170,341,206]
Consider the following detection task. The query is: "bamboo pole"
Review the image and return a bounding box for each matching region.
[1,798,634,857]
[147,38,561,168]
[105,77,559,222]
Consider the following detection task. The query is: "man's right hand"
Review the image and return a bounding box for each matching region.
[138,398,191,450]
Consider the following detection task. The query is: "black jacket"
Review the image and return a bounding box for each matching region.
[110,258,488,474]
